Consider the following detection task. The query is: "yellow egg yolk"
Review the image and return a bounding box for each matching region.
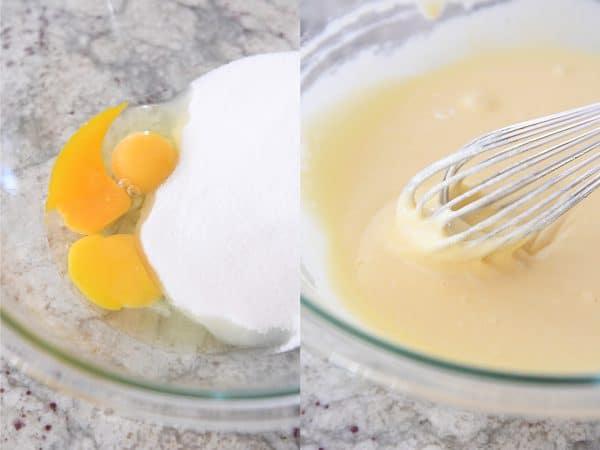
[68,234,161,310]
[47,105,180,310]
[46,104,131,235]
[111,131,178,194]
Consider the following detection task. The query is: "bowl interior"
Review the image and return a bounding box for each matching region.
[1,0,298,399]
[300,0,600,384]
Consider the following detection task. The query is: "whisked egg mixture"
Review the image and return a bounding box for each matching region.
[302,0,600,373]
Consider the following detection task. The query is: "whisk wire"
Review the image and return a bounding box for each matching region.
[416,112,599,214]
[400,102,600,255]
[442,150,600,247]
[433,128,600,219]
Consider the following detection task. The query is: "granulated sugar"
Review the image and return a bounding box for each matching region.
[140,53,299,347]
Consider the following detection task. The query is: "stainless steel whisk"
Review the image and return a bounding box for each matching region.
[400,102,600,256]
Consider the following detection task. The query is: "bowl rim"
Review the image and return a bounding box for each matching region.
[1,308,300,400]
[301,294,600,385]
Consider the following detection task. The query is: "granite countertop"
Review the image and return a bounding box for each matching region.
[301,352,600,450]
[1,0,297,448]
[0,359,296,450]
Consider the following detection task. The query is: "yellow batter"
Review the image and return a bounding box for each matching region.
[304,48,600,374]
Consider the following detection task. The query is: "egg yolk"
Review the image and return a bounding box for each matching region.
[47,105,180,310]
[46,104,131,235]
[68,234,161,310]
[111,131,178,194]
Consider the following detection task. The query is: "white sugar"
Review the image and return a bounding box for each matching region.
[140,52,299,348]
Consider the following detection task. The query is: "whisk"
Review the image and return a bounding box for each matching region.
[400,102,600,256]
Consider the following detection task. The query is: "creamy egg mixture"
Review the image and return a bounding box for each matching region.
[304,48,600,373]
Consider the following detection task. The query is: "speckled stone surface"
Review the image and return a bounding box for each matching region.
[301,353,600,450]
[1,0,298,448]
[1,359,298,450]
[1,0,296,172]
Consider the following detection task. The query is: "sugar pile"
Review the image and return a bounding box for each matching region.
[140,52,299,347]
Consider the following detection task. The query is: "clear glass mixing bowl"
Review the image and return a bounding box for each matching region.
[0,0,298,431]
[300,0,600,418]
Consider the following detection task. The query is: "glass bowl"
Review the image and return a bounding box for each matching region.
[1,0,298,431]
[300,0,600,418]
